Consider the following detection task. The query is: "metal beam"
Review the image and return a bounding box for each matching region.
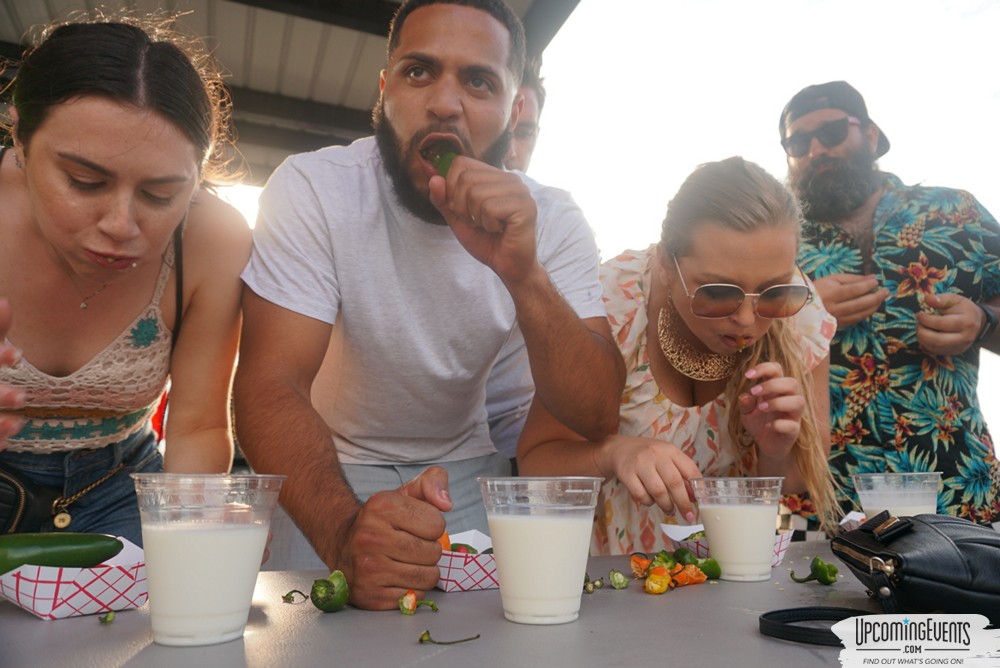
[228,86,372,137]
[227,0,399,35]
[523,0,581,58]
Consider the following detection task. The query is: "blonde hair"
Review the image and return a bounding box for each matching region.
[659,156,840,532]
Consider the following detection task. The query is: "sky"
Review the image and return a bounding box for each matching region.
[220,0,1000,438]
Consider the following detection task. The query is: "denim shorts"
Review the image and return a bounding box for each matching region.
[0,426,163,546]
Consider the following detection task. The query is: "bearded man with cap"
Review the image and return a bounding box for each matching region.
[779,80,1000,526]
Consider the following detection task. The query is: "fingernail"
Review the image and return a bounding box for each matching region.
[750,385,763,396]
[684,512,696,524]
[758,402,769,411]
[745,370,757,379]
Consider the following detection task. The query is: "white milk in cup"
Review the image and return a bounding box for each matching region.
[132,473,285,646]
[690,476,784,582]
[851,472,941,518]
[479,477,600,625]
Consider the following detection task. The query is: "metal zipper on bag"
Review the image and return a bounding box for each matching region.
[0,469,28,533]
[831,541,900,581]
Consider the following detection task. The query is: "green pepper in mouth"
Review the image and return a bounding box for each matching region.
[423,141,459,176]
[431,151,457,177]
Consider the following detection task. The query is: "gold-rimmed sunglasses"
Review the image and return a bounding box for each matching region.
[672,255,813,319]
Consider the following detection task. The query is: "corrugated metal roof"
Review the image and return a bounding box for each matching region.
[0,0,578,184]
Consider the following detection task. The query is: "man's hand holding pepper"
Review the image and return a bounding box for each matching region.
[916,292,983,356]
[427,156,540,288]
[337,466,452,610]
[812,273,889,329]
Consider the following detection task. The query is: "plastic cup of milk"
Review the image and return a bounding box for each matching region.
[851,472,941,518]
[132,473,286,646]
[689,477,784,582]
[479,476,600,625]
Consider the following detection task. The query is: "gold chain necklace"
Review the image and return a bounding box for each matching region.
[656,302,742,382]
[75,283,109,309]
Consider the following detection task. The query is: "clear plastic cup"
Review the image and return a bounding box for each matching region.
[690,476,784,582]
[132,473,285,646]
[851,472,941,518]
[479,476,601,625]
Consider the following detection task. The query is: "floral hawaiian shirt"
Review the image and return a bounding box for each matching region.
[798,173,1000,524]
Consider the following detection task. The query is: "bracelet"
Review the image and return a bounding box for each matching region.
[975,303,998,344]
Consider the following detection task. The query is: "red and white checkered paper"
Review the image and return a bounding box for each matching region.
[435,530,498,592]
[0,537,147,620]
[661,524,792,567]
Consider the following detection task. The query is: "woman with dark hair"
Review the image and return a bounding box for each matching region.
[518,157,840,555]
[0,16,250,545]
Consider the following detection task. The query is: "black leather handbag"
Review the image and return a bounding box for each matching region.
[831,511,1000,625]
[0,464,61,534]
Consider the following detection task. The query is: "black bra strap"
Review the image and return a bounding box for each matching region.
[171,223,184,348]
[759,606,865,646]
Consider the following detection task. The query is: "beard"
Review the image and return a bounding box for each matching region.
[372,98,513,225]
[788,143,882,222]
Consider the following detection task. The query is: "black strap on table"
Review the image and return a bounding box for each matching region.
[759,607,865,646]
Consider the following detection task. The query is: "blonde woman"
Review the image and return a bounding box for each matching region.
[518,157,839,555]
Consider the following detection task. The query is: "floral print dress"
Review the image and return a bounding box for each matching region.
[593,245,835,555]
[798,173,1000,524]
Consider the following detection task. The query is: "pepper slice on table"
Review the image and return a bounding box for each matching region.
[399,589,439,615]
[790,556,838,585]
[629,552,652,579]
[671,563,708,587]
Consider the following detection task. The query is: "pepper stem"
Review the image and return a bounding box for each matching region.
[419,630,481,645]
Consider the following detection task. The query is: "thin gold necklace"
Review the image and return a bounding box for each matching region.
[75,282,109,309]
[656,301,742,382]
[51,252,110,310]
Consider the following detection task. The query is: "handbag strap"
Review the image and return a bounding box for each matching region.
[759,606,866,646]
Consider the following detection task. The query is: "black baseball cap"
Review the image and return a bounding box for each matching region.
[779,81,890,158]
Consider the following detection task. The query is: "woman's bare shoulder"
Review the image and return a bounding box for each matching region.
[183,188,253,267]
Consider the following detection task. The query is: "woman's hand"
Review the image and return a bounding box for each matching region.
[0,299,26,449]
[737,362,804,461]
[595,434,701,523]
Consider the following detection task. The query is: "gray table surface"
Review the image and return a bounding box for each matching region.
[0,541,881,667]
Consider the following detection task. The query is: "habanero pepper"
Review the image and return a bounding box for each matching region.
[643,565,675,595]
[671,563,708,587]
[399,589,439,615]
[629,552,652,579]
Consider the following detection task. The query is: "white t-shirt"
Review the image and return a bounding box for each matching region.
[242,137,604,465]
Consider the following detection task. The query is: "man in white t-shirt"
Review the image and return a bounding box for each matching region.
[234,0,624,611]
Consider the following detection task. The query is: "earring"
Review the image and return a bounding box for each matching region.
[14,154,22,169]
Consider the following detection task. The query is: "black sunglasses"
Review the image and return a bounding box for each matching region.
[672,255,813,319]
[781,116,860,158]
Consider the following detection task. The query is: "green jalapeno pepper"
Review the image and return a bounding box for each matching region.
[283,569,350,612]
[790,556,838,586]
[430,150,457,177]
[696,557,722,580]
[672,547,698,566]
